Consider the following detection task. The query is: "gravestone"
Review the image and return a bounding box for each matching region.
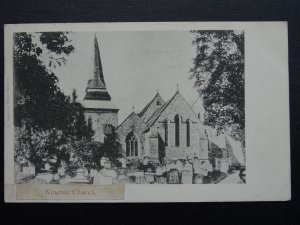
[93,171,103,185]
[144,173,155,183]
[104,161,111,169]
[22,167,30,177]
[53,173,60,181]
[58,167,66,177]
[90,169,96,178]
[194,174,203,184]
[100,157,108,167]
[181,163,193,184]
[168,169,180,184]
[44,163,50,171]
[28,165,35,176]
[119,158,127,168]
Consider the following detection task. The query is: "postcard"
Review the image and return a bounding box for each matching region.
[4,22,290,202]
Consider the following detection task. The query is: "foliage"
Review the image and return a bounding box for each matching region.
[65,129,123,175]
[101,130,123,165]
[190,30,245,145]
[13,32,94,171]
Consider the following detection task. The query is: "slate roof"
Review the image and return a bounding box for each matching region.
[84,35,117,104]
[84,89,111,100]
[93,35,106,87]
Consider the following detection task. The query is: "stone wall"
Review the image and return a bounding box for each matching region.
[84,110,118,142]
[151,92,208,160]
[116,113,147,158]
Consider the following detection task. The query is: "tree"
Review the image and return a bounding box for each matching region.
[101,130,123,166]
[190,30,245,145]
[13,32,94,172]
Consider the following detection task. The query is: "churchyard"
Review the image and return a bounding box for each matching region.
[16,156,231,185]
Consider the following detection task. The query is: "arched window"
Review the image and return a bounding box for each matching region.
[174,115,180,146]
[126,132,138,157]
[164,120,168,146]
[186,119,190,147]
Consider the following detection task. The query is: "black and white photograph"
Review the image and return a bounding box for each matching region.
[4,22,289,202]
[12,30,245,186]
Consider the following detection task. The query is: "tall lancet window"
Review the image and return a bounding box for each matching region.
[126,132,138,157]
[175,115,180,146]
[164,120,168,146]
[186,119,190,147]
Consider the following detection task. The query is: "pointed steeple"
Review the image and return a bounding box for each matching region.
[93,34,106,87]
[84,34,112,101]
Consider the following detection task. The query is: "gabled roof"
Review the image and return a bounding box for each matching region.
[138,92,164,117]
[116,112,136,130]
[145,90,180,129]
[116,111,147,132]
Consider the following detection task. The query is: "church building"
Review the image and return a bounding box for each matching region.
[82,35,119,143]
[82,35,240,168]
[116,90,210,163]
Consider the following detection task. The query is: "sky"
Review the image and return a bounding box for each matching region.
[46,31,204,122]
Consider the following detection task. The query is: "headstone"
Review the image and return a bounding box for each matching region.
[168,169,180,184]
[119,158,127,168]
[93,171,103,185]
[207,162,213,172]
[193,158,201,175]
[144,173,155,183]
[75,169,85,179]
[100,157,107,166]
[90,169,96,178]
[143,157,149,166]
[199,161,208,176]
[22,167,30,177]
[104,161,112,169]
[28,162,36,175]
[219,160,229,172]
[53,173,60,181]
[194,174,203,184]
[156,166,163,176]
[181,163,193,184]
[44,163,50,171]
[175,160,183,173]
[58,167,66,177]
[103,169,117,178]
[83,169,89,177]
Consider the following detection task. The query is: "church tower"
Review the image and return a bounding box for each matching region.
[83,35,119,142]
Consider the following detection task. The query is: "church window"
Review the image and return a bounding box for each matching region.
[164,120,168,146]
[186,119,190,147]
[126,132,138,157]
[175,114,180,146]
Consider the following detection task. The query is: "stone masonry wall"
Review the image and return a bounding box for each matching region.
[116,113,147,158]
[84,110,118,142]
[151,92,208,160]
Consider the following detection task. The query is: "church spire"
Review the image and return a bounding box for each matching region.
[93,34,106,87]
[86,34,106,90]
[84,34,112,101]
